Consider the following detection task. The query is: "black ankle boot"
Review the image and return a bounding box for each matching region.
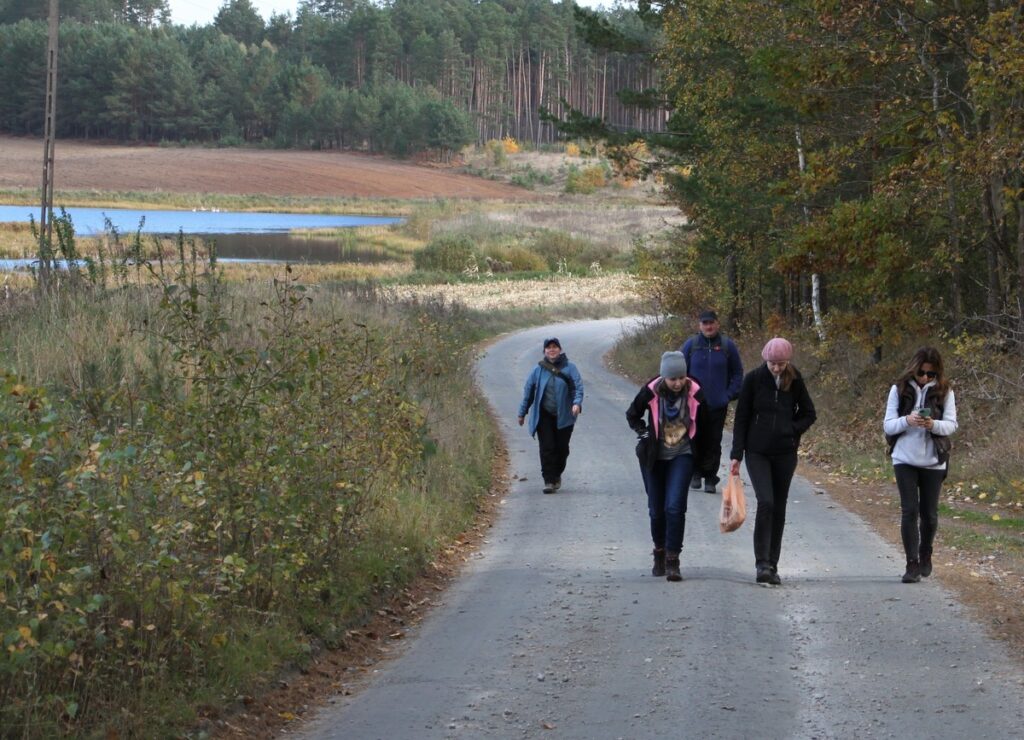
[756,563,773,584]
[651,548,666,577]
[902,560,921,583]
[919,548,933,577]
[665,551,682,582]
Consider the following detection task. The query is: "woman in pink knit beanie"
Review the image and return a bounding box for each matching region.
[761,337,793,363]
[729,336,816,585]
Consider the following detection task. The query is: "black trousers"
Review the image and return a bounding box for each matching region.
[745,450,798,568]
[893,464,945,560]
[536,409,574,484]
[694,405,728,484]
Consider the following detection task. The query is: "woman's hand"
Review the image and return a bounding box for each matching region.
[571,404,581,417]
[730,459,741,476]
[908,412,933,429]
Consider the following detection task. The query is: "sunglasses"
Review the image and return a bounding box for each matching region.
[916,370,938,379]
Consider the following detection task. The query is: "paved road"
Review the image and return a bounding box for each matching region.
[298,319,1024,739]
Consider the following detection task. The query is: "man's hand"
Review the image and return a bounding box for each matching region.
[517,416,525,426]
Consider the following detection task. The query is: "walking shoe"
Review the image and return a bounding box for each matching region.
[665,551,682,581]
[553,478,562,491]
[651,548,666,578]
[768,566,782,586]
[690,474,702,490]
[756,564,773,584]
[542,481,556,494]
[919,549,933,577]
[902,560,921,583]
[704,481,717,494]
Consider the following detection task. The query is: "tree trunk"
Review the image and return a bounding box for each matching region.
[1018,195,1024,349]
[795,125,826,340]
[982,181,1002,318]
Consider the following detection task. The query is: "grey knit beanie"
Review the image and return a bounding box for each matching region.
[660,351,687,379]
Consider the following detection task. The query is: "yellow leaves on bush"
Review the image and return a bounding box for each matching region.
[502,136,519,154]
[564,142,581,157]
[565,164,608,194]
[608,140,650,183]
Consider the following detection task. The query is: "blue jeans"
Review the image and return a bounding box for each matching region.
[642,453,694,553]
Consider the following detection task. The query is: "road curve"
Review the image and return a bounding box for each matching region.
[297,318,1024,739]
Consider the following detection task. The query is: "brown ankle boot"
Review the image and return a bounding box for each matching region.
[651,548,666,577]
[665,551,682,582]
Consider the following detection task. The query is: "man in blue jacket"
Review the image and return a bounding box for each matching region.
[680,310,743,493]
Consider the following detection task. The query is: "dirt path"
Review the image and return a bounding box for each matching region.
[0,136,535,200]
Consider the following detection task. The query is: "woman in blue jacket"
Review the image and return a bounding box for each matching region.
[518,337,584,494]
[729,337,816,585]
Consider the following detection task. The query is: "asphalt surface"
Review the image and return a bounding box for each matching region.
[297,318,1024,740]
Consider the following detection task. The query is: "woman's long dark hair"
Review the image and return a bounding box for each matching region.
[897,346,949,399]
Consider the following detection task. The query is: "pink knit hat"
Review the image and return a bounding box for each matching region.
[761,337,793,362]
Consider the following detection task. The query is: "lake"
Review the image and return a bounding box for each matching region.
[0,204,403,267]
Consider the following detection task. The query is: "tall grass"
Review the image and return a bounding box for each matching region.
[0,250,495,736]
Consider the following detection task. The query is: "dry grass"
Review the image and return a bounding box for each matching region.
[381,273,638,311]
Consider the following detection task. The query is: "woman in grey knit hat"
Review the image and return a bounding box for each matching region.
[625,351,709,581]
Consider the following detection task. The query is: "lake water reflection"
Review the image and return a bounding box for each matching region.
[0,204,403,267]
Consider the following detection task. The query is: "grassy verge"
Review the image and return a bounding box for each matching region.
[0,258,498,737]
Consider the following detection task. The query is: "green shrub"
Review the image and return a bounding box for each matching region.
[481,244,548,272]
[526,230,622,274]
[564,163,610,194]
[0,247,495,736]
[413,235,478,273]
[510,165,553,189]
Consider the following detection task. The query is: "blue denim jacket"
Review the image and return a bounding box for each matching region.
[518,359,584,436]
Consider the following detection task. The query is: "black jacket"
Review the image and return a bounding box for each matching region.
[729,364,816,461]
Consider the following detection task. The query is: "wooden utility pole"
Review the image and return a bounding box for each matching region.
[39,0,59,286]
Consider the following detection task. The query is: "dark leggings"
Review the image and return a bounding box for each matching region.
[893,464,945,560]
[745,450,798,568]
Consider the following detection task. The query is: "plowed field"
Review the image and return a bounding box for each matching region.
[0,136,534,200]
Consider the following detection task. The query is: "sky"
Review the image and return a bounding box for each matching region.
[166,0,616,28]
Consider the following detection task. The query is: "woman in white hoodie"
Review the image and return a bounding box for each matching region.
[883,347,958,583]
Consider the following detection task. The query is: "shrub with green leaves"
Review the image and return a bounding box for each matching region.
[529,231,617,273]
[564,163,610,194]
[413,235,478,273]
[481,245,548,272]
[0,245,493,735]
